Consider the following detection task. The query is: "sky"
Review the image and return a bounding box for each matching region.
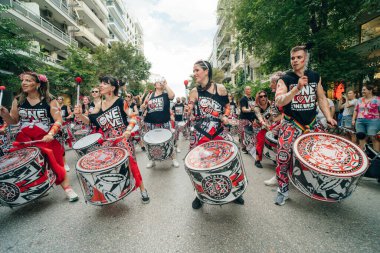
[124,0,218,97]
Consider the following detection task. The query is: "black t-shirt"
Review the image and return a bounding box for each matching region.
[239,96,256,120]
[18,98,54,132]
[281,70,320,125]
[230,101,237,114]
[144,92,170,124]
[61,105,68,118]
[172,103,184,122]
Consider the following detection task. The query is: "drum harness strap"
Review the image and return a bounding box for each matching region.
[283,114,316,134]
[194,117,224,140]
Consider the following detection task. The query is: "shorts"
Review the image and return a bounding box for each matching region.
[342,115,353,128]
[356,118,380,136]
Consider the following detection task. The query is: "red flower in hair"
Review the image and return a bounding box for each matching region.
[75,76,83,84]
[38,74,48,83]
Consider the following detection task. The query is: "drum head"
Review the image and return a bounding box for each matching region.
[74,129,89,135]
[0,147,39,175]
[294,133,369,177]
[73,133,102,149]
[185,140,238,171]
[76,147,129,173]
[265,131,277,143]
[178,121,186,127]
[143,129,172,144]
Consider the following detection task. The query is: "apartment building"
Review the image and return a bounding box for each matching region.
[0,0,144,68]
[212,0,261,86]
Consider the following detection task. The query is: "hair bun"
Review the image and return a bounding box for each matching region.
[305,42,314,50]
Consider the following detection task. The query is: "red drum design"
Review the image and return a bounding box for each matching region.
[264,131,278,162]
[227,118,239,136]
[0,147,56,207]
[143,129,174,161]
[184,140,248,205]
[291,133,369,202]
[76,147,134,205]
[177,121,186,132]
[74,129,90,140]
[131,125,140,142]
[73,133,102,157]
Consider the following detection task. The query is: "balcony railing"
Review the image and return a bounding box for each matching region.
[49,0,76,20]
[1,0,78,47]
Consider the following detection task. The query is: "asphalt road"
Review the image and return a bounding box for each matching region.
[0,135,379,253]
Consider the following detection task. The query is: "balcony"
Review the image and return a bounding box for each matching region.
[0,0,78,49]
[16,50,66,69]
[217,43,231,61]
[33,0,77,26]
[108,16,127,42]
[86,0,108,19]
[74,1,109,38]
[74,25,103,48]
[216,32,230,49]
[220,57,231,70]
[106,0,126,28]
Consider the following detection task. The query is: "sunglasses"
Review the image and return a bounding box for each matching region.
[91,90,99,93]
[126,95,131,98]
[259,95,267,98]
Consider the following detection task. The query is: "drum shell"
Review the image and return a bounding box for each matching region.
[76,150,134,206]
[73,129,90,141]
[0,148,56,207]
[264,131,278,162]
[289,158,362,202]
[73,134,102,157]
[184,142,247,205]
[143,129,174,161]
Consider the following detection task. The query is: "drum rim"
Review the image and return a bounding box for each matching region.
[0,147,40,175]
[293,132,369,177]
[76,147,129,173]
[143,128,172,144]
[73,133,102,150]
[185,140,238,171]
[265,131,278,144]
[74,129,90,134]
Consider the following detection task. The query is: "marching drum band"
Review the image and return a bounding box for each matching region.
[0,45,378,211]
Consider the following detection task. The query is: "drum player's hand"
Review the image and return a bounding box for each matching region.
[221,116,229,125]
[326,117,337,127]
[0,106,9,117]
[122,130,131,139]
[73,105,82,115]
[42,134,54,143]
[297,76,308,90]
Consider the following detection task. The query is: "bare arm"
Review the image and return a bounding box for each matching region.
[163,81,175,100]
[0,99,19,124]
[275,79,300,107]
[187,88,198,117]
[317,81,333,120]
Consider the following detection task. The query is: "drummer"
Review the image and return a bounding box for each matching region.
[141,80,179,168]
[125,92,146,152]
[239,86,256,154]
[274,45,336,205]
[187,60,245,209]
[57,96,74,172]
[74,76,150,204]
[172,97,185,152]
[0,72,79,202]
[252,90,271,169]
[229,94,238,118]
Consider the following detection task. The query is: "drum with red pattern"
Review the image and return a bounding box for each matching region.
[290,133,369,202]
[76,147,134,206]
[131,125,141,142]
[184,140,247,205]
[143,129,174,161]
[0,147,56,207]
[227,118,239,136]
[264,131,278,162]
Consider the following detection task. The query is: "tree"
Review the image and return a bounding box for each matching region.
[93,42,151,95]
[234,0,380,85]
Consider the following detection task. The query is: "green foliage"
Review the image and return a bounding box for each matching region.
[234,0,380,83]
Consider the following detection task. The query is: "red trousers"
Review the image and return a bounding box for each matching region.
[255,129,267,161]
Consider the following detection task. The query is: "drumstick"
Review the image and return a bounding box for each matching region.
[0,86,5,106]
[13,140,45,146]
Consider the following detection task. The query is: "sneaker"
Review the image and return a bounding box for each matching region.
[242,148,248,154]
[141,190,150,204]
[274,192,289,206]
[176,147,181,153]
[264,176,277,186]
[64,164,71,172]
[141,146,146,152]
[146,161,156,168]
[255,160,263,168]
[65,188,79,202]
[233,196,245,205]
[172,159,180,168]
[192,197,203,209]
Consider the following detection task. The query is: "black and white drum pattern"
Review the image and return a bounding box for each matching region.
[0,147,56,207]
[73,133,102,157]
[143,129,174,161]
[76,147,134,206]
[263,131,278,162]
[290,133,369,202]
[185,140,248,205]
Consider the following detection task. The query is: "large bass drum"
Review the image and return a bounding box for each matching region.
[73,133,102,157]
[143,128,174,161]
[290,133,369,202]
[76,147,134,205]
[263,131,278,162]
[0,147,56,207]
[184,140,247,205]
